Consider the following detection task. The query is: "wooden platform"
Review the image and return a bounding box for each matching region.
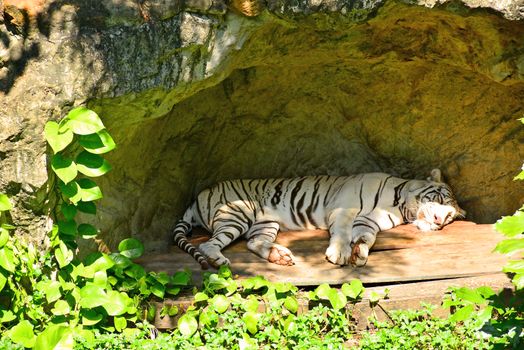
[139,221,513,286]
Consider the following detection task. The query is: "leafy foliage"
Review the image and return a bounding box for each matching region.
[0,108,191,349]
[494,118,524,290]
[358,305,495,350]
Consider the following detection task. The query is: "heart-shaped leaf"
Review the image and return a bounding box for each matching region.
[8,320,36,348]
[118,238,144,259]
[0,228,8,248]
[81,309,103,326]
[77,179,103,202]
[59,181,82,204]
[78,223,98,237]
[59,107,105,135]
[79,130,116,154]
[178,314,198,337]
[0,247,17,272]
[60,203,77,221]
[44,121,73,154]
[77,201,97,215]
[76,151,112,177]
[0,194,12,211]
[51,154,77,184]
[103,291,129,316]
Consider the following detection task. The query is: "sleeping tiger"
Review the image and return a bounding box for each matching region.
[173,169,465,269]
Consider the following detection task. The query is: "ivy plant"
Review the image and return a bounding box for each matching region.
[0,107,192,349]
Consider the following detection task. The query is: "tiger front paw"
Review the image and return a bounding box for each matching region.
[325,240,352,266]
[350,239,369,267]
[268,245,295,266]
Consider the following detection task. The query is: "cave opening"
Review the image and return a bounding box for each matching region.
[89,1,524,253]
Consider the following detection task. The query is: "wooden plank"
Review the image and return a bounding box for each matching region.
[139,222,509,286]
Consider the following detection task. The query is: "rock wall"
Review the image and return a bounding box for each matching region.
[0,0,523,251]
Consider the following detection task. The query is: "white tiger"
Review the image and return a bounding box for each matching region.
[173,169,465,269]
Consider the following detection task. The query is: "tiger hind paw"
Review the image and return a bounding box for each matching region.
[267,245,295,266]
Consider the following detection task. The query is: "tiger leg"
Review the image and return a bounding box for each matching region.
[246,221,295,266]
[350,210,400,267]
[199,225,245,268]
[325,208,358,266]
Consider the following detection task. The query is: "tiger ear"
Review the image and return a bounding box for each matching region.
[427,168,442,182]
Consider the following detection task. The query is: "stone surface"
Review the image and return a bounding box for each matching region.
[0,0,523,252]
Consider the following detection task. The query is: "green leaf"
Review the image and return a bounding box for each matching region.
[78,223,98,237]
[172,271,191,286]
[150,281,165,299]
[242,311,259,334]
[103,291,129,316]
[77,201,97,215]
[79,130,116,154]
[0,247,17,272]
[166,286,181,296]
[494,211,524,237]
[59,181,82,204]
[55,241,74,268]
[284,296,298,313]
[512,273,524,289]
[0,228,9,248]
[80,284,108,308]
[314,283,332,300]
[342,279,365,300]
[494,238,524,255]
[85,253,115,272]
[76,151,112,177]
[51,154,78,184]
[328,289,347,310]
[0,273,6,292]
[77,178,103,202]
[211,294,230,314]
[114,316,127,332]
[178,314,198,337]
[244,295,259,313]
[81,309,103,326]
[450,304,475,322]
[0,310,16,323]
[36,280,62,303]
[60,107,105,135]
[369,291,381,304]
[194,292,209,303]
[503,259,524,274]
[8,320,36,348]
[109,253,132,269]
[52,300,71,315]
[118,238,145,259]
[34,325,73,350]
[0,194,12,211]
[44,121,74,154]
[57,219,77,237]
[60,203,77,221]
[125,264,146,280]
[453,287,487,304]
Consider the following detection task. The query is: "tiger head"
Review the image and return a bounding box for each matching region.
[413,169,466,231]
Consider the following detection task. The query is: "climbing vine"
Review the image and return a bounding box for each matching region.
[0,107,191,349]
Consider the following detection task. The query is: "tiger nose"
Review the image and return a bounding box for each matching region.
[433,214,443,225]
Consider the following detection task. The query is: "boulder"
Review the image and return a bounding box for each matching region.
[0,0,523,252]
